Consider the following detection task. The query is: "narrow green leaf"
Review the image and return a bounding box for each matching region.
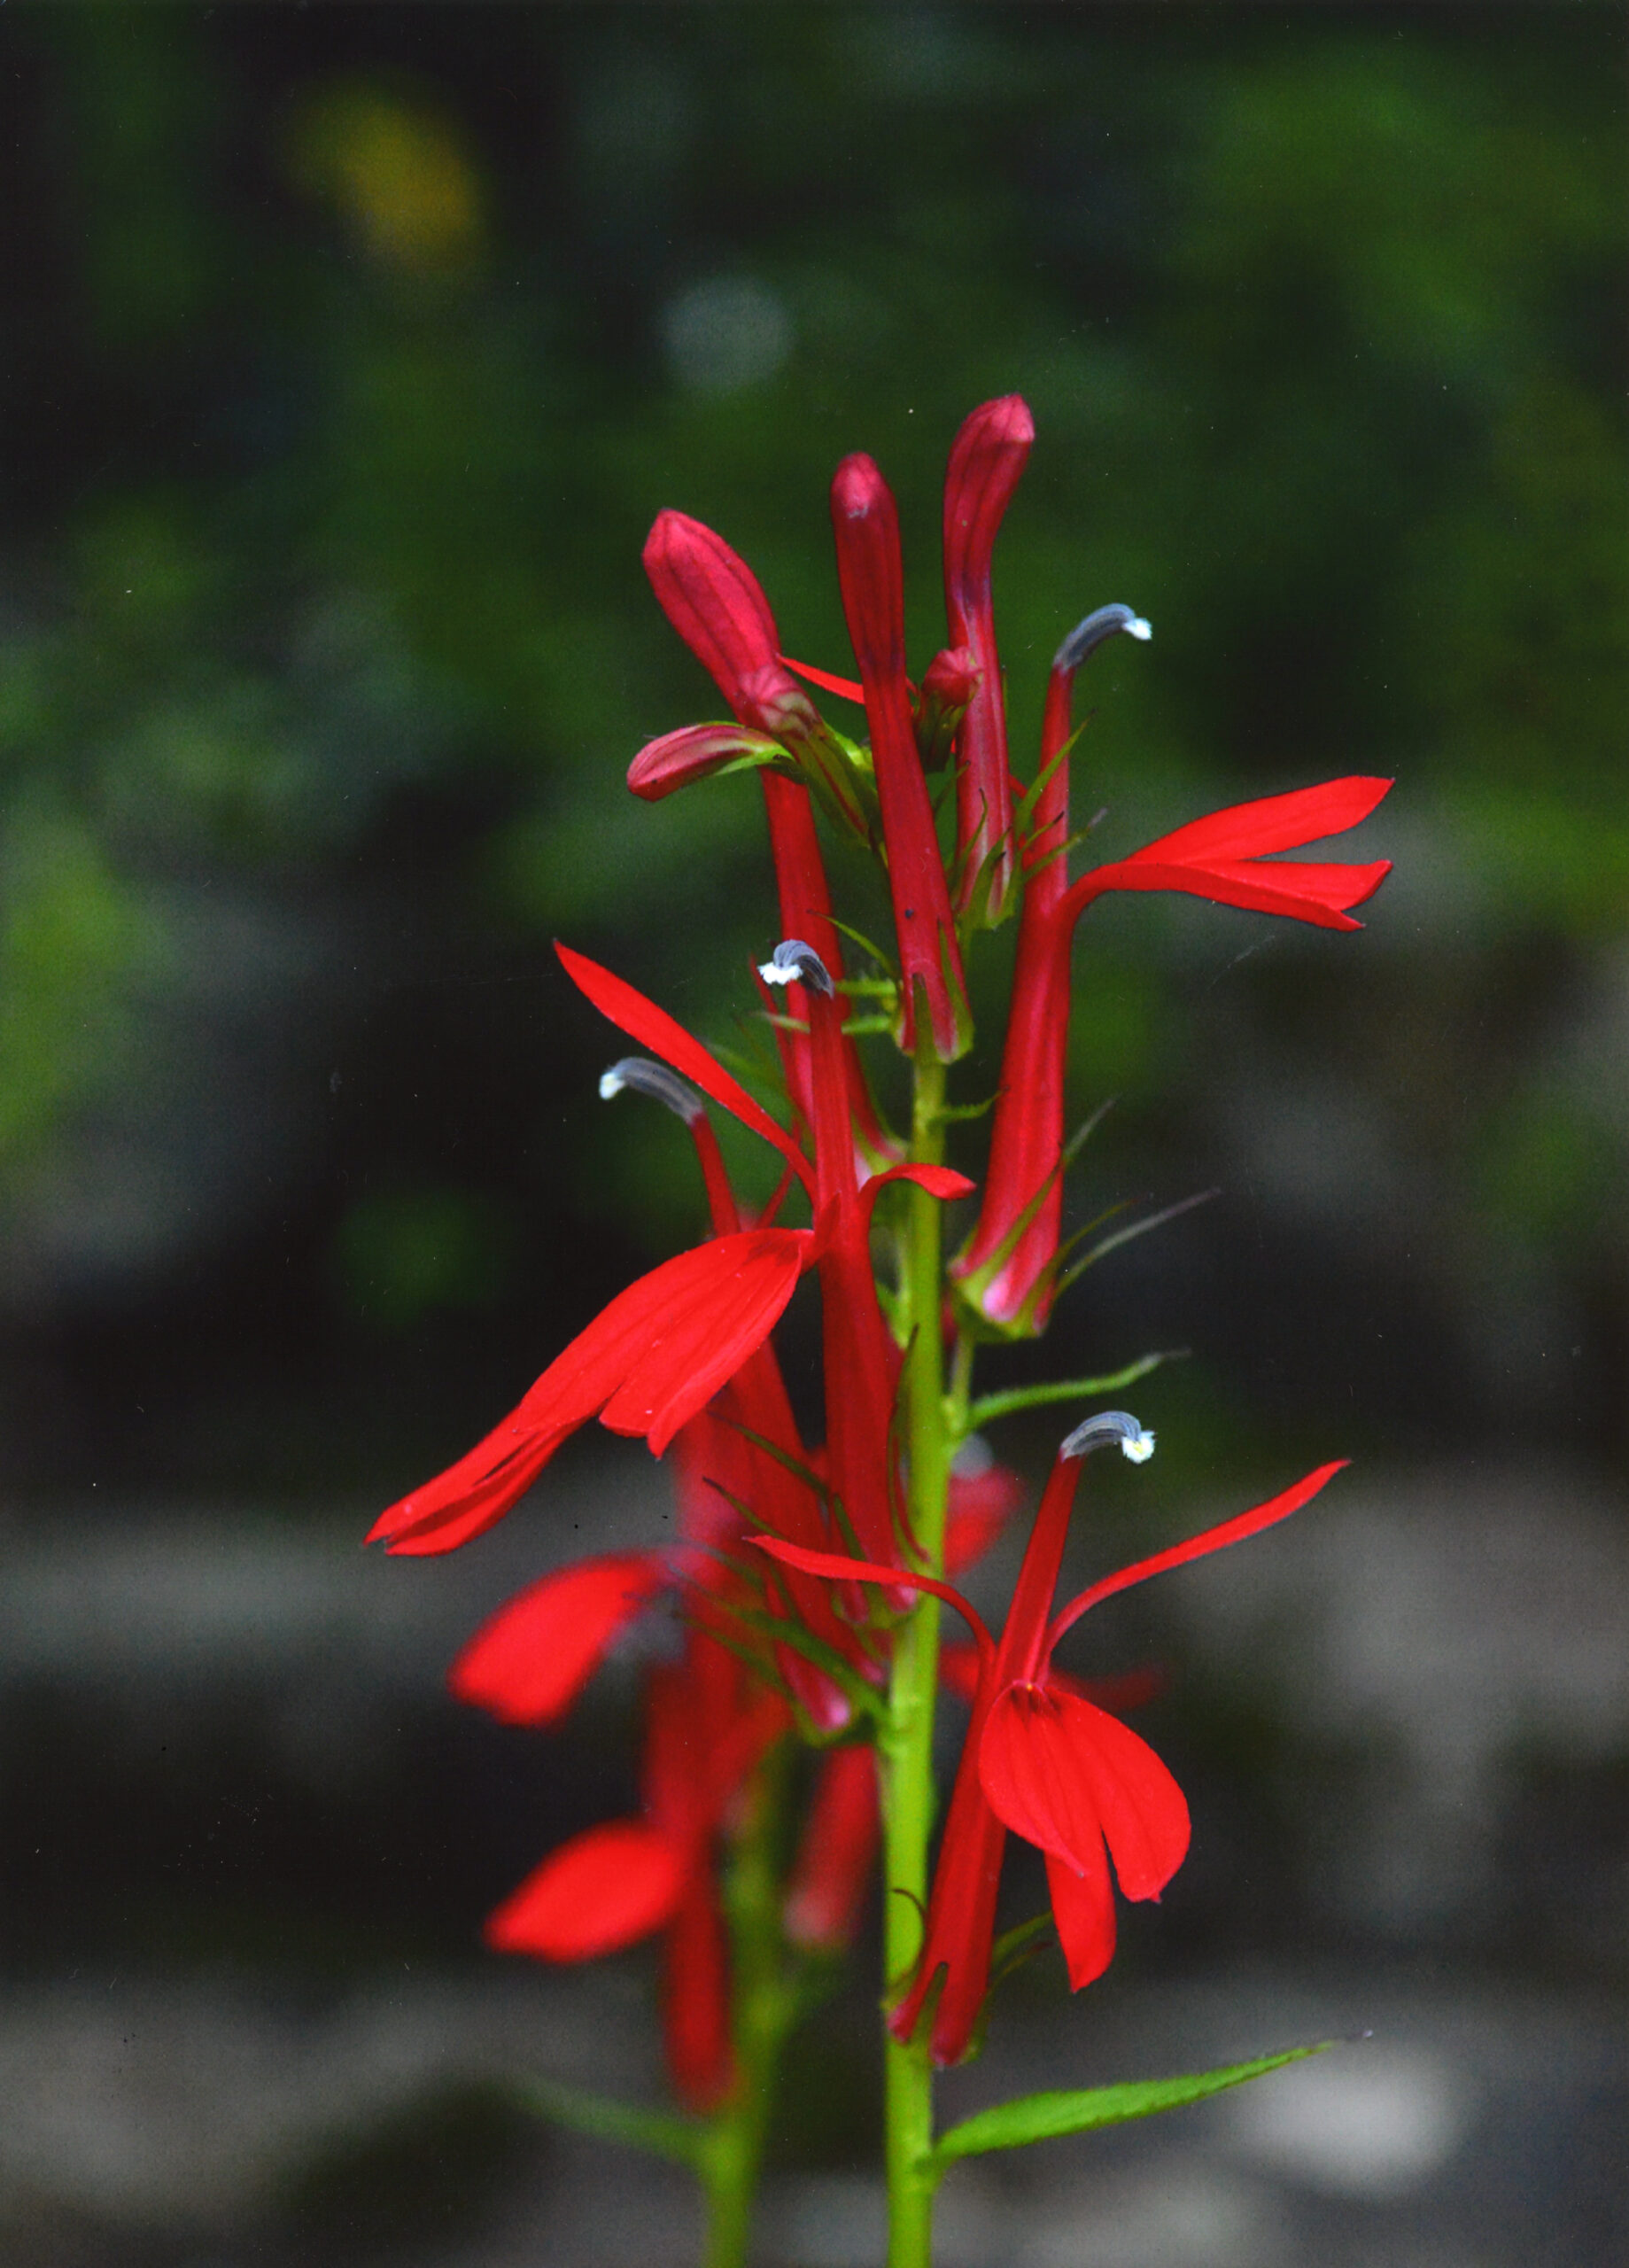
[515,2075,708,2169]
[966,1349,1183,1431]
[929,2041,1333,2174]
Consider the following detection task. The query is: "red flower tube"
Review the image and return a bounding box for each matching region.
[830,454,970,1061]
[958,615,1391,1330]
[952,606,1149,1329]
[750,1417,1345,2065]
[942,394,1034,923]
[760,939,974,1566]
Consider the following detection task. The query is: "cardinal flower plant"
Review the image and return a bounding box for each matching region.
[368,396,1391,2267]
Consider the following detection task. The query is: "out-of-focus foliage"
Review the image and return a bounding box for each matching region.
[0,6,1621,1484]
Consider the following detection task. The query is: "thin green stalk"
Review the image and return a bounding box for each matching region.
[881,1038,950,2268]
[700,1746,795,2268]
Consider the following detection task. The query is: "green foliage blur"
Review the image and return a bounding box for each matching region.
[0,5,1622,1490]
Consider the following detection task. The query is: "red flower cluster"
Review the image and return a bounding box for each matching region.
[369,393,1388,2097]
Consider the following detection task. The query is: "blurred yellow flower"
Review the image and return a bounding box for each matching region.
[291,83,483,273]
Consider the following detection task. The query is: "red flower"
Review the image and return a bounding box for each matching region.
[751,1418,1345,2064]
[942,395,1034,923]
[957,648,1392,1327]
[639,509,893,1166]
[830,454,971,1061]
[367,944,825,1556]
[482,1632,786,2111]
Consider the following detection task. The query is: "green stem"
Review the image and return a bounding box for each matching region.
[881,1038,950,2268]
[700,1746,795,2268]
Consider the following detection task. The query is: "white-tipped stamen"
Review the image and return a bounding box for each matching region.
[598,1055,705,1126]
[1054,604,1152,675]
[757,937,835,997]
[1060,1410,1156,1464]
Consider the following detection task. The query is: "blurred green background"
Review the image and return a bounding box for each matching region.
[0,8,1624,2263]
[1,1,1620,1498]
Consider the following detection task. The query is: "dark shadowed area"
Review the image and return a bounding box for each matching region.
[0,6,1622,2264]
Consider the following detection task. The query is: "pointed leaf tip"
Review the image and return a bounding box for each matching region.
[929,2040,1336,2172]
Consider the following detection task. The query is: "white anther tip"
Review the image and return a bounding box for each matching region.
[1060,1409,1155,1463]
[598,1068,626,1100]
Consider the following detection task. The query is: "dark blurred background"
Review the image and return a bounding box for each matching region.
[0,7,1622,2265]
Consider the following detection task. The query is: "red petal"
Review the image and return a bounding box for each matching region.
[485,1821,684,1959]
[593,1230,809,1455]
[370,1229,811,1553]
[1044,1843,1117,1991]
[980,1686,1190,1896]
[1082,858,1386,930]
[448,1553,668,1725]
[1128,777,1392,866]
[1068,1697,1190,1899]
[1050,1461,1347,1649]
[749,1535,995,1660]
[556,944,812,1189]
[860,1161,977,1207]
[978,1682,1104,1876]
[780,652,865,704]
[368,1419,568,1556]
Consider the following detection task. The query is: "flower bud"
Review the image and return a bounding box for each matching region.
[914,643,981,771]
[642,509,780,705]
[627,721,786,802]
[942,395,1034,924]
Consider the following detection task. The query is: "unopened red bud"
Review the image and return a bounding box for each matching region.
[830,454,906,681]
[627,721,785,802]
[642,509,780,709]
[942,396,1034,924]
[736,664,823,746]
[915,644,981,771]
[921,645,981,711]
[942,395,1034,612]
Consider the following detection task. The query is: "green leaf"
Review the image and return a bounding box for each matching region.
[515,2076,708,2170]
[929,2041,1334,2175]
[965,1349,1183,1431]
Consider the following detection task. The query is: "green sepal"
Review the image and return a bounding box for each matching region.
[515,2075,709,2169]
[928,2040,1334,2177]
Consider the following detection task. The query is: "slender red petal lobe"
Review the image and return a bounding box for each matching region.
[1070,777,1394,931]
[368,1226,810,1554]
[557,942,812,1188]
